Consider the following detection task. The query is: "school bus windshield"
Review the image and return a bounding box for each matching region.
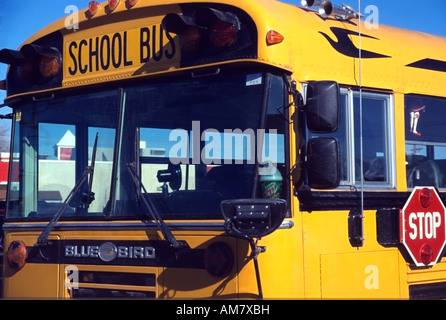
[6,68,286,221]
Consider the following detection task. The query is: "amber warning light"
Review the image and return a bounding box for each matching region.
[7,240,28,270]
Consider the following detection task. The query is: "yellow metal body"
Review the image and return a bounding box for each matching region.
[3,0,446,299]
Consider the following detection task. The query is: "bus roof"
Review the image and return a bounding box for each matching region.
[9,0,446,97]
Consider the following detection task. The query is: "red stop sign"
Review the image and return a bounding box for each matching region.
[401,187,446,267]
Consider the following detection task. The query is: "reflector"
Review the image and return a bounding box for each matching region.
[266,30,284,45]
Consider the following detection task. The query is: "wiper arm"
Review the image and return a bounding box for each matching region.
[35,133,99,247]
[76,132,99,213]
[127,162,185,249]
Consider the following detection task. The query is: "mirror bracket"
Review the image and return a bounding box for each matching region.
[289,80,304,111]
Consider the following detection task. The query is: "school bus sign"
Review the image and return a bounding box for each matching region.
[400,187,446,267]
[63,21,180,86]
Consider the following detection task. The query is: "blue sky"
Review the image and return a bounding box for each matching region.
[0,0,445,107]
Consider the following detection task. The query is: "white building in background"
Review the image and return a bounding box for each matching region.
[55,130,75,160]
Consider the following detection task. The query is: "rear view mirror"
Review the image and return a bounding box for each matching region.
[157,163,182,190]
[220,198,287,239]
[307,137,340,189]
[305,81,340,133]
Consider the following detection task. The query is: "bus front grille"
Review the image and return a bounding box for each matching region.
[68,269,157,298]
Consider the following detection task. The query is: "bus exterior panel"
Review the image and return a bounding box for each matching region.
[1,0,446,299]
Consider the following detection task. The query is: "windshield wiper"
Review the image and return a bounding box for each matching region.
[127,161,186,249]
[127,128,185,249]
[35,132,99,247]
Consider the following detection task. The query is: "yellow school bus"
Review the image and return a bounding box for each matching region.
[1,0,446,299]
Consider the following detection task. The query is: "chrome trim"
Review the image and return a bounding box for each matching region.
[3,220,294,232]
[280,220,294,229]
[300,0,361,21]
[2,222,225,232]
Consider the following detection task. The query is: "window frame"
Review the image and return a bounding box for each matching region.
[405,94,446,190]
[338,88,396,189]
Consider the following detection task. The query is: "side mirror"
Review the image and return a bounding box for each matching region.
[220,198,287,239]
[305,81,340,133]
[307,137,340,189]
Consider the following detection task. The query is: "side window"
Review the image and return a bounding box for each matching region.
[405,95,446,189]
[353,92,393,185]
[319,89,394,188]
